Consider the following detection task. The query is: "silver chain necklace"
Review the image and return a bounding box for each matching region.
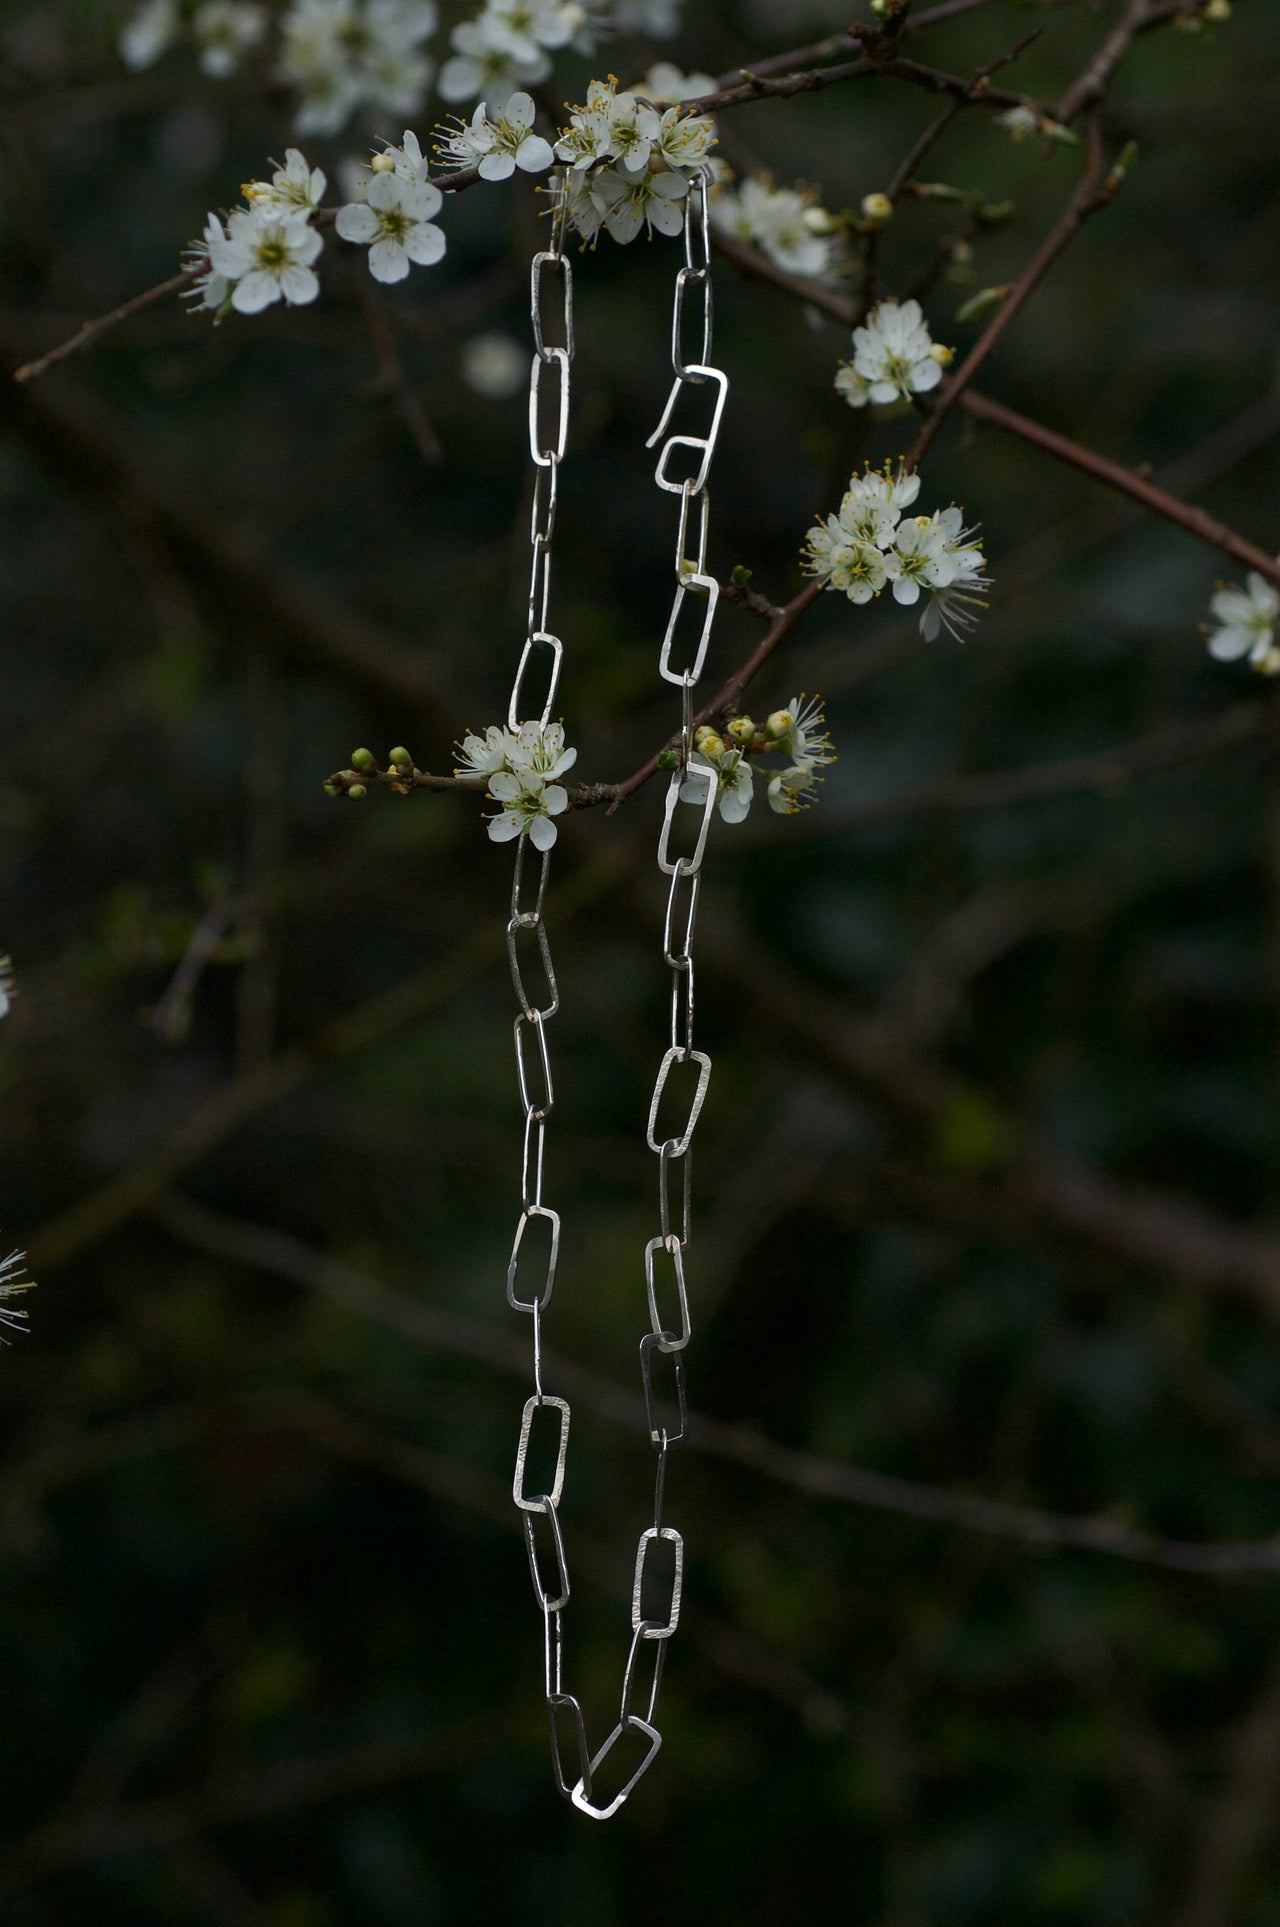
[503,168,727,1820]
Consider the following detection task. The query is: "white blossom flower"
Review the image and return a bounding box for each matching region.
[829,539,889,603]
[336,170,445,282]
[455,724,518,776]
[920,507,990,641]
[488,768,569,848]
[631,63,716,104]
[653,104,716,172]
[850,298,946,405]
[438,14,549,109]
[883,513,956,605]
[997,104,1040,143]
[486,0,584,52]
[184,212,233,314]
[681,745,753,823]
[613,0,680,34]
[244,148,327,218]
[207,208,323,312]
[461,331,527,398]
[359,0,437,118]
[278,0,362,133]
[120,0,179,68]
[834,362,873,410]
[192,1,267,76]
[510,719,578,781]
[1205,569,1280,668]
[767,764,817,815]
[0,1249,32,1340]
[711,175,835,278]
[776,694,835,774]
[592,163,688,242]
[435,92,554,179]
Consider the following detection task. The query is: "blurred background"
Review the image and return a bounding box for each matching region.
[3,0,1280,1919]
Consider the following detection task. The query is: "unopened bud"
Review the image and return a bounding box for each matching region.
[930,342,955,367]
[656,747,682,771]
[693,724,719,748]
[388,745,413,768]
[699,732,726,759]
[323,781,340,796]
[765,709,794,741]
[370,151,396,173]
[726,716,756,746]
[351,747,376,771]
[955,285,1010,325]
[1205,0,1231,17]
[802,205,835,235]
[347,782,367,800]
[860,192,893,228]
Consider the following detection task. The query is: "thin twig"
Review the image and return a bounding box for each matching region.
[151,1192,1280,1580]
[904,117,1112,470]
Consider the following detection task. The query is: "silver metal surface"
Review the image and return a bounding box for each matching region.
[513,1392,571,1511]
[570,1719,663,1821]
[631,1525,685,1638]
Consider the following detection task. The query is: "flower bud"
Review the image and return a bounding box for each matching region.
[693,724,720,748]
[323,781,340,796]
[698,733,726,760]
[802,206,835,235]
[860,192,893,228]
[1205,0,1231,17]
[388,746,413,768]
[347,782,367,800]
[929,343,955,367]
[351,747,375,771]
[656,747,682,771]
[764,709,794,741]
[370,151,396,173]
[726,716,756,746]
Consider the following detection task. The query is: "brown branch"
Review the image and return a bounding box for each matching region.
[959,391,1280,592]
[904,119,1113,470]
[24,850,627,1274]
[0,371,446,711]
[154,1192,1280,1580]
[1055,0,1153,126]
[741,699,1269,845]
[12,270,194,384]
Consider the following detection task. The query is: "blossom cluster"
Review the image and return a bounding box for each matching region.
[455,721,578,848]
[1203,566,1280,673]
[554,76,718,246]
[121,0,686,131]
[710,171,841,280]
[835,298,952,410]
[681,697,835,825]
[804,467,990,643]
[188,150,330,315]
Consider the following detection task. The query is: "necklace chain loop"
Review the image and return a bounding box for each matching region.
[502,170,728,1819]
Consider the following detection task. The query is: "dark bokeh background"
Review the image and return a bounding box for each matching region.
[3,1,1280,1920]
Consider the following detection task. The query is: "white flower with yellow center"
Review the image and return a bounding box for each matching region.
[653,105,716,172]
[436,92,554,179]
[455,725,518,777]
[681,745,754,823]
[488,769,570,848]
[593,164,688,243]
[884,514,956,605]
[767,764,817,815]
[438,14,549,109]
[243,148,327,217]
[850,298,946,405]
[336,170,445,282]
[207,208,323,312]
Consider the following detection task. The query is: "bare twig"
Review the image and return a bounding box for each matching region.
[153,1192,1280,1580]
[904,118,1114,470]
[12,270,194,384]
